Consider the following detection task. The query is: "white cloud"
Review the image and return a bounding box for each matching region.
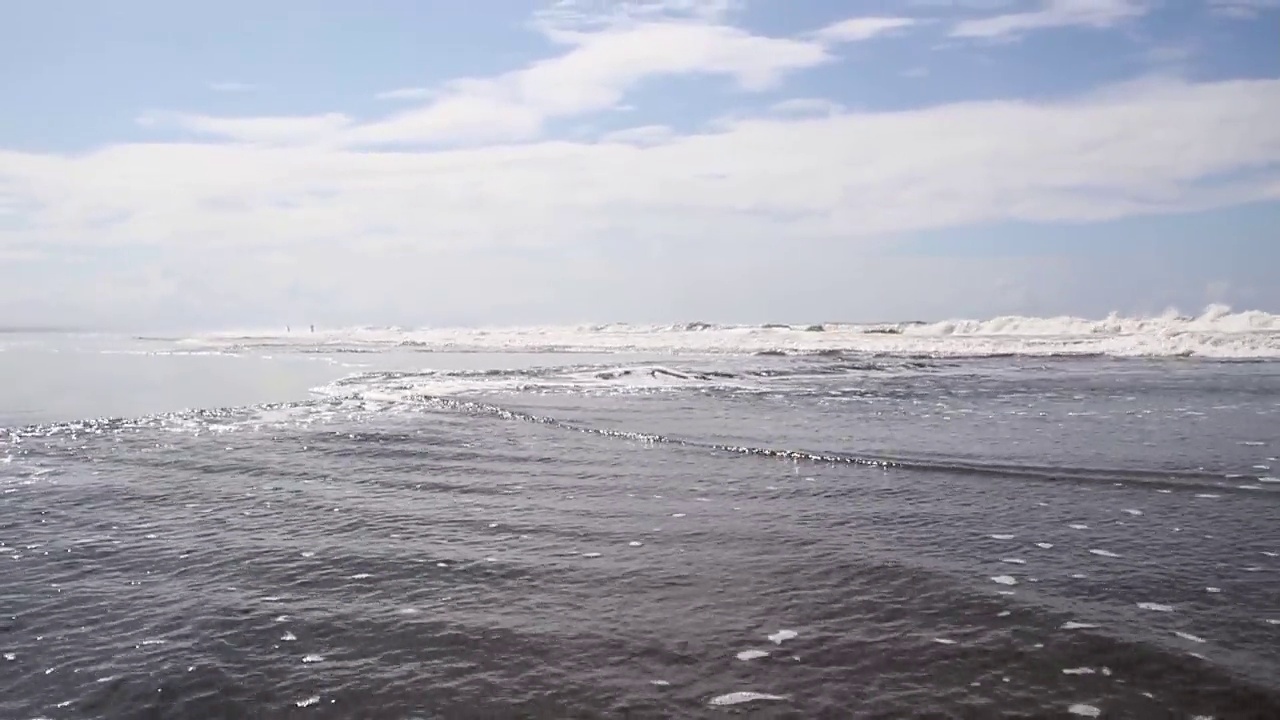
[1209,0,1280,18]
[152,112,355,146]
[600,125,676,145]
[375,87,436,101]
[815,17,919,43]
[182,21,831,150]
[347,22,830,147]
[5,77,1279,265]
[768,98,845,116]
[952,0,1149,38]
[208,81,256,93]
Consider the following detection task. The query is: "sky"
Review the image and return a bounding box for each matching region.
[1,0,1279,330]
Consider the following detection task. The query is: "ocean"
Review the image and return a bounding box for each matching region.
[2,308,1279,719]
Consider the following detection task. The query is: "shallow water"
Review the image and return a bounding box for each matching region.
[2,340,1279,719]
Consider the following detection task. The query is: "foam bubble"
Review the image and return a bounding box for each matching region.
[709,692,788,706]
[768,629,798,644]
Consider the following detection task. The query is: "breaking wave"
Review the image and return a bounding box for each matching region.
[159,305,1280,359]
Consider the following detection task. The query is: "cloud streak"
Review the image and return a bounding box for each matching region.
[952,0,1149,39]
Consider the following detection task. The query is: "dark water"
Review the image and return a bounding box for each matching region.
[3,354,1279,719]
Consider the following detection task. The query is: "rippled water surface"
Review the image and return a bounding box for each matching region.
[3,345,1279,719]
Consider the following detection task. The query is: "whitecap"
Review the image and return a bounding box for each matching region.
[990,534,1016,540]
[629,541,643,547]
[301,654,324,663]
[671,513,686,518]
[3,653,14,661]
[767,629,798,644]
[1174,631,1206,643]
[1266,619,1279,625]
[1195,494,1219,498]
[1062,667,1095,675]
[1001,558,1026,565]
[349,573,372,580]
[991,575,1018,586]
[736,649,770,660]
[1137,602,1173,612]
[581,552,602,558]
[1089,549,1121,558]
[1035,542,1054,549]
[1122,509,1143,516]
[297,696,320,708]
[281,632,297,641]
[1069,524,1089,530]
[1068,704,1101,717]
[1062,621,1098,630]
[650,680,671,686]
[997,610,1012,618]
[1206,587,1222,593]
[709,691,787,706]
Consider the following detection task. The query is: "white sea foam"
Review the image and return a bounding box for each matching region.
[1068,704,1102,717]
[709,691,788,706]
[1089,549,1121,558]
[1137,602,1174,612]
[991,575,1018,586]
[768,630,798,644]
[1062,622,1098,630]
[736,649,770,660]
[176,305,1280,359]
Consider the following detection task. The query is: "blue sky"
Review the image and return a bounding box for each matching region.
[1,0,1279,329]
